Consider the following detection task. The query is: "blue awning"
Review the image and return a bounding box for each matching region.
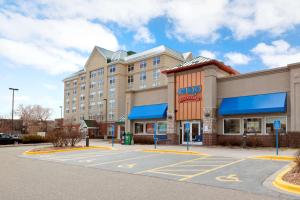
[219,92,287,116]
[128,103,168,120]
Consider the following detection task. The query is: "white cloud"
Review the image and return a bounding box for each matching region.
[43,83,58,91]
[252,40,300,68]
[134,27,155,44]
[199,50,217,59]
[224,52,251,65]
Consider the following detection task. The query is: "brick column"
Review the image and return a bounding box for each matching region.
[203,107,217,145]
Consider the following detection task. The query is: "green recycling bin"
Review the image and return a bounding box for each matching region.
[124,132,133,145]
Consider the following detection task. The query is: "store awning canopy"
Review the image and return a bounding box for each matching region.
[219,92,287,116]
[128,103,168,120]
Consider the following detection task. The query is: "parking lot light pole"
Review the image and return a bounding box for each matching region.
[9,88,19,134]
[103,98,108,139]
[59,106,63,127]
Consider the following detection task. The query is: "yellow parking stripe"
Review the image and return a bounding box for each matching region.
[179,158,246,181]
[146,171,187,177]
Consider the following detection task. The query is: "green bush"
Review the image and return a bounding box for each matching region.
[22,134,47,144]
[294,150,300,173]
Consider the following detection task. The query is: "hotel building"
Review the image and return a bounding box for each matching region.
[63,45,300,147]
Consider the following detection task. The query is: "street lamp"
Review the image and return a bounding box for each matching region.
[103,98,108,138]
[9,88,19,134]
[59,106,63,127]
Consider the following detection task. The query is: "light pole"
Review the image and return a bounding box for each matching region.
[59,106,63,127]
[9,88,19,134]
[103,98,108,139]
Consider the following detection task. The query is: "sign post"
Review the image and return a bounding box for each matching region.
[154,123,157,149]
[111,125,115,147]
[185,123,190,151]
[273,120,281,156]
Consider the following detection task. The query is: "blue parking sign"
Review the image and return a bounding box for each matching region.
[274,120,281,130]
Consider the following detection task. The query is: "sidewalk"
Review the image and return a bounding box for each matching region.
[81,139,299,159]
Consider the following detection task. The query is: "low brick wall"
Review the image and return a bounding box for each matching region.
[217,132,300,147]
[203,133,217,146]
[133,134,178,145]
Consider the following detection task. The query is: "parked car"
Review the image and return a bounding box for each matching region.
[0,133,22,145]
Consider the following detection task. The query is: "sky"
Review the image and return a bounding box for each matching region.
[1,0,300,119]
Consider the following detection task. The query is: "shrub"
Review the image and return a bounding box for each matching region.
[293,150,300,173]
[66,129,82,147]
[46,127,82,147]
[22,134,47,144]
[46,128,65,147]
[228,137,242,146]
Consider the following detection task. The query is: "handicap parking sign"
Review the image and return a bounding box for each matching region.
[273,120,281,130]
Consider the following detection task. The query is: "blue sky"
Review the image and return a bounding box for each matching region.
[1,0,300,119]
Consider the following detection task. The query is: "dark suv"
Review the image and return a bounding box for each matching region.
[0,133,22,145]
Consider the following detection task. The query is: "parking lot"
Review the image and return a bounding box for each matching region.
[21,147,295,199]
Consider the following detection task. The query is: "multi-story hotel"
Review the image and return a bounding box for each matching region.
[63,45,300,147]
[63,46,192,138]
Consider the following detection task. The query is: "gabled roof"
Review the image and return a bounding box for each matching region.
[95,46,114,58]
[82,120,98,128]
[63,69,85,81]
[162,56,239,75]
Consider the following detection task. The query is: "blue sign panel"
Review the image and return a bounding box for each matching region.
[177,85,202,95]
[274,120,281,130]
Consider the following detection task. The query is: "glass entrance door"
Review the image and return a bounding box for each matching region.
[182,121,202,145]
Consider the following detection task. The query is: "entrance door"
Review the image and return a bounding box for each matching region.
[182,121,202,145]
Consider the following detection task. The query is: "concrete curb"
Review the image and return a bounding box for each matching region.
[250,155,295,161]
[272,163,300,195]
[142,149,207,156]
[23,146,112,155]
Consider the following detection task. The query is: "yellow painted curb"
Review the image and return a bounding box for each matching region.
[143,149,207,156]
[250,155,295,161]
[23,146,112,155]
[273,164,300,195]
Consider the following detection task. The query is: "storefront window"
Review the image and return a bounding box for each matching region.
[158,122,167,134]
[243,118,262,134]
[146,123,155,134]
[266,116,287,134]
[224,119,240,134]
[135,123,144,134]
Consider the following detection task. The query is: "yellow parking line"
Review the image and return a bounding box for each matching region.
[87,154,158,167]
[146,171,187,177]
[179,158,246,181]
[135,156,209,174]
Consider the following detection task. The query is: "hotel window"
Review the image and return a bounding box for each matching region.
[80,84,85,91]
[107,125,115,136]
[140,60,147,70]
[98,68,104,76]
[243,118,262,134]
[65,108,69,113]
[73,80,77,87]
[66,82,70,89]
[153,56,160,65]
[98,79,104,88]
[158,122,167,134]
[72,107,76,113]
[139,72,146,89]
[80,76,85,81]
[80,95,85,101]
[73,89,77,95]
[108,99,115,110]
[89,92,95,100]
[266,116,287,134]
[90,82,96,89]
[128,64,134,73]
[135,123,144,134]
[109,76,115,87]
[80,104,85,111]
[66,91,70,97]
[98,102,103,110]
[109,65,116,74]
[90,71,97,79]
[98,90,103,98]
[109,88,115,98]
[108,112,114,120]
[224,119,241,134]
[128,75,134,88]
[146,123,155,134]
[80,115,84,120]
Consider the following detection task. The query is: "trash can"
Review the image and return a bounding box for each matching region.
[124,132,133,145]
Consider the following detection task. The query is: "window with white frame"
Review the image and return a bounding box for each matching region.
[109,65,116,74]
[108,99,115,110]
[140,72,146,89]
[98,90,103,98]
[153,56,160,65]
[128,75,133,88]
[107,125,115,136]
[73,80,77,87]
[72,107,76,113]
[90,81,96,89]
[109,76,115,87]
[66,90,70,97]
[97,101,103,110]
[66,82,70,89]
[98,79,104,88]
[224,119,241,134]
[90,71,97,79]
[140,60,147,69]
[80,104,85,111]
[157,122,167,134]
[266,116,287,134]
[128,64,134,73]
[243,118,262,134]
[108,111,114,120]
[89,92,96,100]
[98,68,104,76]
[135,123,144,134]
[80,115,84,120]
[73,89,77,95]
[109,88,115,98]
[80,76,85,81]
[80,95,85,101]
[80,84,85,91]
[65,108,69,113]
